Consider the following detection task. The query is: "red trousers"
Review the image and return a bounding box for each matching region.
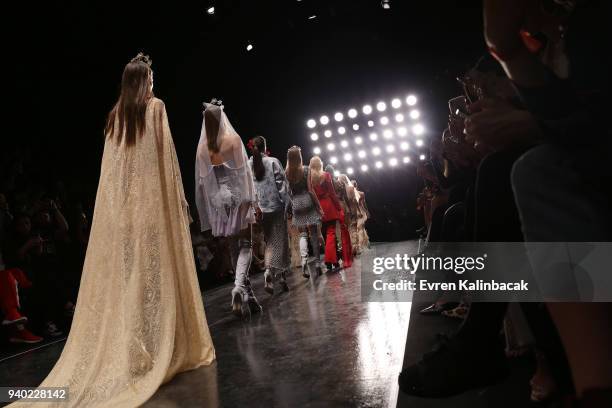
[323,219,353,267]
[0,268,31,316]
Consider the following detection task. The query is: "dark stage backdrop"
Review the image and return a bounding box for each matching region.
[4,0,484,241]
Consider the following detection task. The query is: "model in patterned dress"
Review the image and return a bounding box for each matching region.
[248,136,291,294]
[285,146,323,279]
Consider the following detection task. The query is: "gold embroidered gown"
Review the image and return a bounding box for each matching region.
[12,98,215,407]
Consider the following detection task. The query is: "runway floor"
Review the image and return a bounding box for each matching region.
[0,241,416,407]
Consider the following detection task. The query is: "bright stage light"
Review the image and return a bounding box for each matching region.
[389,157,398,167]
[347,167,354,175]
[400,141,409,150]
[372,147,381,156]
[327,143,335,151]
[207,6,215,15]
[412,123,424,135]
[355,136,363,145]
[334,112,344,122]
[340,140,349,148]
[324,130,332,138]
[320,115,329,125]
[307,119,316,128]
[246,43,254,51]
[330,156,338,164]
[415,139,424,147]
[369,132,378,141]
[386,144,395,153]
[380,116,389,125]
[362,105,373,115]
[348,108,358,118]
[410,110,420,119]
[361,164,368,172]
[406,95,417,106]
[395,113,404,123]
[338,126,346,135]
[344,153,352,162]
[313,146,321,154]
[397,126,408,137]
[352,124,359,131]
[358,150,367,158]
[376,101,387,112]
[403,156,411,163]
[375,161,383,169]
[367,120,374,127]
[383,129,393,139]
[391,98,402,109]
[419,154,426,161]
[310,133,319,141]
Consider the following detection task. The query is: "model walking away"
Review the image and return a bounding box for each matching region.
[248,136,291,294]
[11,53,216,408]
[285,146,323,279]
[195,100,262,320]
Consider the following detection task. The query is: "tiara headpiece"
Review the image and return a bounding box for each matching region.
[130,52,152,67]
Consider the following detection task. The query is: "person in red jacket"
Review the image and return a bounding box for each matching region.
[309,157,349,271]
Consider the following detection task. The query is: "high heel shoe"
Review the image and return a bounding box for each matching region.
[264,270,274,295]
[301,261,311,278]
[248,296,263,315]
[231,288,250,321]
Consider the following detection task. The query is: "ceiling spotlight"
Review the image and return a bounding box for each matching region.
[313,146,321,154]
[344,153,352,162]
[367,120,374,127]
[361,164,369,172]
[397,126,408,137]
[330,156,338,164]
[334,170,341,177]
[389,157,398,166]
[246,42,254,51]
[410,110,420,119]
[400,141,410,150]
[386,144,395,153]
[362,105,373,115]
[207,6,215,15]
[381,0,391,9]
[338,126,346,135]
[358,150,367,158]
[419,154,426,161]
[375,161,383,169]
[320,115,329,125]
[369,132,378,141]
[347,167,354,175]
[334,112,344,122]
[324,130,332,138]
[372,147,381,156]
[383,129,394,139]
[348,108,358,118]
[403,156,411,164]
[308,15,317,20]
[380,116,389,125]
[307,119,316,128]
[395,113,404,123]
[352,124,360,131]
[340,140,349,148]
[406,95,417,106]
[412,123,425,135]
[391,98,402,109]
[415,139,424,147]
[355,136,363,145]
[327,143,335,151]
[376,101,387,112]
[310,133,319,141]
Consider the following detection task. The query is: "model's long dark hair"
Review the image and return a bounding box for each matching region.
[105,53,153,145]
[205,109,221,153]
[251,136,266,181]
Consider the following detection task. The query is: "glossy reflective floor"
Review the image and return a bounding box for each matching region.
[0,242,416,408]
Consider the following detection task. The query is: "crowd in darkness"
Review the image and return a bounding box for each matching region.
[401,1,611,406]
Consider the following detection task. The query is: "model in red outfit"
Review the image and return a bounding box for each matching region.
[309,157,350,270]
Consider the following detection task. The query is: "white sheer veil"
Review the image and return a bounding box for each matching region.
[195,101,256,233]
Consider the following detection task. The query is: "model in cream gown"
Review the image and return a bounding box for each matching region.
[12,97,215,407]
